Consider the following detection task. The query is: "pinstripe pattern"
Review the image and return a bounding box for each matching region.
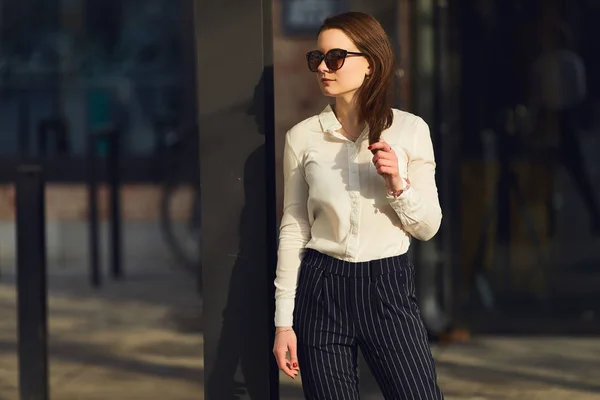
[294,249,444,400]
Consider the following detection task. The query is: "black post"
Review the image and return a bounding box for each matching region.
[107,129,123,279]
[37,118,70,157]
[18,91,30,157]
[87,134,102,288]
[15,165,49,400]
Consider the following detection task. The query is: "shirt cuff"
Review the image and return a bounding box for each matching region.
[386,182,412,200]
[386,185,419,215]
[274,298,296,327]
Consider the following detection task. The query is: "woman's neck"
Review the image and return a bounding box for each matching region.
[334,97,364,138]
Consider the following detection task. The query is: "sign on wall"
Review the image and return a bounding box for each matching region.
[282,0,349,36]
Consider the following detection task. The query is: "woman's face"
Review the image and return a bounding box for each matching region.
[315,29,371,100]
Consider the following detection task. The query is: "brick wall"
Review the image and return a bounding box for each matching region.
[0,184,195,221]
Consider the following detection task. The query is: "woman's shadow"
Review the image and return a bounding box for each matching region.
[205,67,276,400]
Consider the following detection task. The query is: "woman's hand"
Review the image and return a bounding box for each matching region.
[273,328,300,379]
[368,141,405,192]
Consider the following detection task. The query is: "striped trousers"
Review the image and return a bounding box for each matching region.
[294,249,444,400]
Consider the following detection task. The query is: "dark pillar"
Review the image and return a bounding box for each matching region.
[87,133,102,288]
[195,0,278,399]
[16,165,49,400]
[107,129,123,280]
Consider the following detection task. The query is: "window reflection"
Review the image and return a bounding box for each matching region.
[0,0,185,158]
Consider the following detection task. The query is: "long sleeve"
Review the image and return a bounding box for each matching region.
[387,118,442,241]
[274,131,311,327]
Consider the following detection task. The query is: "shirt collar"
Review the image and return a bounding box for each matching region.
[319,104,371,142]
[318,104,342,134]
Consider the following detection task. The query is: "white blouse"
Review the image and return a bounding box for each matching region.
[274,105,442,327]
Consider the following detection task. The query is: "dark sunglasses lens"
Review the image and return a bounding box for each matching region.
[307,51,323,72]
[325,49,346,70]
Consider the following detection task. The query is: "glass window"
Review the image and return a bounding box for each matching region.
[0,0,192,167]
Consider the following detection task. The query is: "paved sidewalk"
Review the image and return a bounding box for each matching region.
[278,338,600,400]
[0,265,203,400]
[0,264,599,399]
[433,337,600,400]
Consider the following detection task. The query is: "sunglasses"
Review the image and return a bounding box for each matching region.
[306,48,366,72]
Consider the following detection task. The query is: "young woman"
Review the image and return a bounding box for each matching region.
[272,12,445,400]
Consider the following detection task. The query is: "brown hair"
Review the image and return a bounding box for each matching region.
[319,12,395,144]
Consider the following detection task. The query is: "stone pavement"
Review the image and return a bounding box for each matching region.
[432,337,600,400]
[0,265,203,400]
[280,338,600,400]
[0,264,599,400]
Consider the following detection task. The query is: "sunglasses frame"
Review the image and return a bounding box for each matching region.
[306,48,366,72]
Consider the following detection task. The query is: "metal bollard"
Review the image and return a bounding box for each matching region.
[107,129,123,279]
[87,133,102,288]
[87,129,123,281]
[37,117,69,157]
[15,165,49,400]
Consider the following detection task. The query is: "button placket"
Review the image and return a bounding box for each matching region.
[347,144,360,257]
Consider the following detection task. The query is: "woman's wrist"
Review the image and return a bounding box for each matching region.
[388,177,410,197]
[275,326,294,334]
[387,175,405,192]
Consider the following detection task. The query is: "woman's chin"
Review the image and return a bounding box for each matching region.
[319,86,339,97]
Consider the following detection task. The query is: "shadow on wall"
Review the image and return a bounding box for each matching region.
[205,67,275,399]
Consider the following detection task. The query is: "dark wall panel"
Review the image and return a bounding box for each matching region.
[195,0,278,398]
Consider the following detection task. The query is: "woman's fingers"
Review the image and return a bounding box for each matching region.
[274,347,296,378]
[273,332,300,379]
[368,141,393,153]
[289,341,300,372]
[373,158,398,175]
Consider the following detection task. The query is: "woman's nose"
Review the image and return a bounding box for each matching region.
[317,60,329,73]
